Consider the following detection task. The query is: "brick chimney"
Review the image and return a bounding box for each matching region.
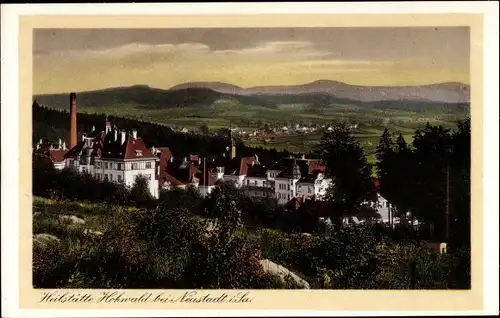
[69,93,77,148]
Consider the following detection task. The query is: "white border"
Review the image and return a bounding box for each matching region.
[1,2,499,317]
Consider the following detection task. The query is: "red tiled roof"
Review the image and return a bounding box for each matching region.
[49,149,68,163]
[156,147,173,186]
[224,156,258,176]
[122,137,156,160]
[162,172,184,187]
[65,130,157,161]
[165,159,201,185]
[196,171,218,186]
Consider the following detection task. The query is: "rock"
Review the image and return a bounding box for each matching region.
[259,259,310,289]
[33,233,61,249]
[59,215,85,224]
[83,229,103,236]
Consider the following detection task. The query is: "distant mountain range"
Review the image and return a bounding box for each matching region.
[33,80,470,113]
[170,80,470,104]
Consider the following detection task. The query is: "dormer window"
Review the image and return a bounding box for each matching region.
[135,150,143,157]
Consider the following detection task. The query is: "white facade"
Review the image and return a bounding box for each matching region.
[218,164,333,204]
[66,157,159,198]
[244,176,267,187]
[275,177,299,204]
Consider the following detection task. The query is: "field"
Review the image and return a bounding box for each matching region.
[72,99,464,165]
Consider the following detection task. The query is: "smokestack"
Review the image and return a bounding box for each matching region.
[62,141,67,150]
[120,130,126,144]
[132,129,137,140]
[114,129,118,141]
[91,125,95,132]
[69,93,77,148]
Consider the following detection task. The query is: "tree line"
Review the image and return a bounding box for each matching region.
[375,119,471,248]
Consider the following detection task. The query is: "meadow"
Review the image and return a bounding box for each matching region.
[73,98,465,164]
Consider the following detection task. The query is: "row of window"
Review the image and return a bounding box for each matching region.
[277,193,290,200]
[298,186,313,194]
[95,161,153,171]
[96,173,123,182]
[95,173,153,182]
[278,183,290,190]
[246,179,260,186]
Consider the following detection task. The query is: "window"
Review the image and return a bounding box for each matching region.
[287,184,290,190]
[82,167,87,173]
[146,162,152,169]
[96,162,101,168]
[247,180,250,185]
[109,175,113,181]
[118,175,123,182]
[148,174,152,181]
[308,187,312,194]
[132,163,138,170]
[104,174,108,180]
[104,162,108,169]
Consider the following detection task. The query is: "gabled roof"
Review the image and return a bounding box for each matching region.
[35,146,68,164]
[162,172,184,187]
[48,148,68,163]
[223,156,259,176]
[155,147,174,186]
[165,159,201,185]
[271,157,326,181]
[64,129,157,161]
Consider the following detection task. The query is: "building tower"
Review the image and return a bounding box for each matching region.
[69,92,77,149]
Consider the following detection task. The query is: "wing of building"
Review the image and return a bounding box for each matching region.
[63,122,160,198]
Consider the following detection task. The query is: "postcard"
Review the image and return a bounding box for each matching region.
[1,2,499,317]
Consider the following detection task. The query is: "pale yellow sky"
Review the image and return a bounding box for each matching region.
[33,28,470,94]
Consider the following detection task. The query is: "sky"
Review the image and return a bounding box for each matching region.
[33,27,470,94]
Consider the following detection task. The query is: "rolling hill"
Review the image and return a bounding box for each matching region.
[34,85,277,110]
[175,80,470,104]
[34,81,470,114]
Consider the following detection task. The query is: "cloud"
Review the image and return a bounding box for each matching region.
[35,40,339,62]
[212,41,334,59]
